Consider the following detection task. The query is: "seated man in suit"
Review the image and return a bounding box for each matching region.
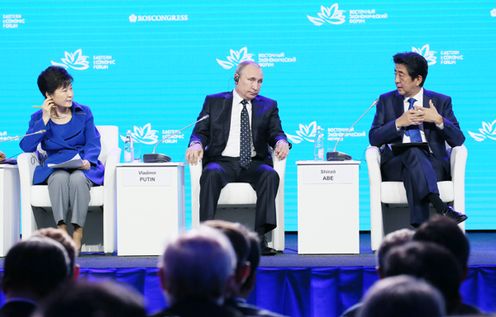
[186,61,290,255]
[369,51,467,227]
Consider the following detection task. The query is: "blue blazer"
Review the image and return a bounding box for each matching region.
[20,102,104,185]
[189,91,289,166]
[369,89,465,164]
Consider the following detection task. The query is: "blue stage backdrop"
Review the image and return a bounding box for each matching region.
[1,1,496,230]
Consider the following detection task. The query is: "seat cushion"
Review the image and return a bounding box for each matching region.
[30,185,104,207]
[381,181,454,204]
[218,183,257,205]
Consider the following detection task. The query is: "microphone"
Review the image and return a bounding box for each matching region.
[0,129,46,142]
[143,114,210,163]
[326,99,378,161]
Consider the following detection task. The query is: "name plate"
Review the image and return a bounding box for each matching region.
[121,168,172,187]
[300,165,356,184]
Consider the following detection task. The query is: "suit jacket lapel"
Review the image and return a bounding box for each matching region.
[423,90,432,141]
[251,96,262,144]
[393,91,404,120]
[221,93,233,144]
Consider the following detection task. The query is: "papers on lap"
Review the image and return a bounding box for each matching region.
[47,154,83,169]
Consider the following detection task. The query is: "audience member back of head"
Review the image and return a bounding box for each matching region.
[383,241,463,314]
[357,275,445,317]
[34,280,146,317]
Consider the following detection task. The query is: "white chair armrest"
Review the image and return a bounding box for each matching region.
[102,148,121,253]
[189,161,203,228]
[271,153,286,250]
[17,152,39,239]
[272,153,287,177]
[365,146,384,250]
[450,145,467,218]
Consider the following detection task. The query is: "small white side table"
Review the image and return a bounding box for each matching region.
[297,160,360,254]
[116,162,185,256]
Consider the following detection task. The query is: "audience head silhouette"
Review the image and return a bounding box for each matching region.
[358,275,445,317]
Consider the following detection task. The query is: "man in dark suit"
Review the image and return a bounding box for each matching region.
[186,61,290,255]
[369,52,467,227]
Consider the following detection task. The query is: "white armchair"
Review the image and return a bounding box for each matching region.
[189,154,286,251]
[17,125,121,253]
[366,145,467,251]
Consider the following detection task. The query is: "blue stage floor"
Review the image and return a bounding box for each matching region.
[1,231,496,317]
[65,231,496,268]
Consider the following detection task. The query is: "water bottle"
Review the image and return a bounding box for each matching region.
[313,126,325,161]
[123,130,134,162]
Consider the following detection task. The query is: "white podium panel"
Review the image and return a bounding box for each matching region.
[116,163,185,256]
[0,165,20,257]
[297,160,360,254]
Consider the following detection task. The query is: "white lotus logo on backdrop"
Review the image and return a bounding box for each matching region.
[286,121,320,144]
[120,123,159,145]
[216,47,254,70]
[412,44,437,66]
[468,120,496,142]
[51,49,90,71]
[307,4,346,26]
[129,14,137,23]
[490,8,496,17]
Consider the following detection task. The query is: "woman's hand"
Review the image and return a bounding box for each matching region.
[79,159,91,170]
[41,97,56,125]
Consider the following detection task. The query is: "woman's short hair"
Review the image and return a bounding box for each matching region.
[37,66,73,97]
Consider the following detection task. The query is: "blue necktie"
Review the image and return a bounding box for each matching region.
[405,98,422,142]
[240,99,252,168]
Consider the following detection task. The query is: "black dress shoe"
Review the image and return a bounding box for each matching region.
[261,245,278,256]
[443,206,468,224]
[260,236,278,256]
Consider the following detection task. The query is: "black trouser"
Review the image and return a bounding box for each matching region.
[199,158,279,234]
[381,147,450,226]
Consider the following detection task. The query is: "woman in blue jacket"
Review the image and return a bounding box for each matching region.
[20,66,104,251]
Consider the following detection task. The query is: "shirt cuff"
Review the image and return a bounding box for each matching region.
[189,141,202,147]
[275,140,288,147]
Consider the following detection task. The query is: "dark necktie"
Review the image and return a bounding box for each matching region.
[240,99,252,168]
[405,98,422,142]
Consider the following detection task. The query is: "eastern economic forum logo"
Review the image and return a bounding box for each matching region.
[411,44,463,66]
[216,47,296,69]
[307,3,388,25]
[51,49,116,71]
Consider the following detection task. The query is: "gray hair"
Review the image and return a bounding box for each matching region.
[159,226,236,304]
[377,228,415,272]
[235,60,260,77]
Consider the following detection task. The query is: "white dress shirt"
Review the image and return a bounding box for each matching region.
[222,90,256,158]
[402,88,428,143]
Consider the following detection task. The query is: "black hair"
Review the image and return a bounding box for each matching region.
[37,66,73,97]
[393,52,428,86]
